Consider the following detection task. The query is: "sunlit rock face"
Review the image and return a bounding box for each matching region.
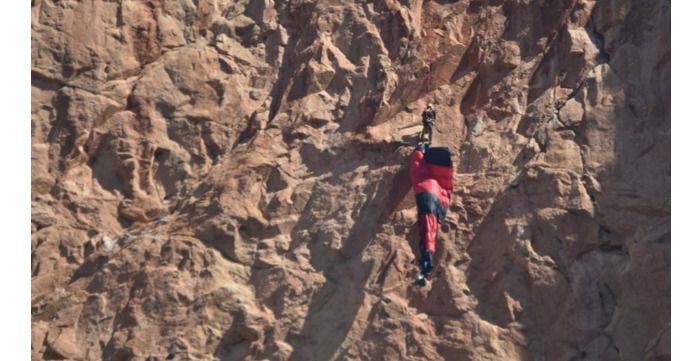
[31,1,669,360]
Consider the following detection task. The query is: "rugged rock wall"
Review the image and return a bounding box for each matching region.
[31,0,670,360]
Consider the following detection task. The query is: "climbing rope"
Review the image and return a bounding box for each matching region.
[424,2,436,93]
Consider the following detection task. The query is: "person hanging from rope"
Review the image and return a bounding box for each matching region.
[420,103,437,144]
[409,143,454,286]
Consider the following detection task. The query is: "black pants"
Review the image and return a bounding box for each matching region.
[420,124,433,143]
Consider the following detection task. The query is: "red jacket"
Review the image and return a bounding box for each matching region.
[410,145,453,254]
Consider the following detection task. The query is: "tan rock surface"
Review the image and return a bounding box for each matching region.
[32,0,669,360]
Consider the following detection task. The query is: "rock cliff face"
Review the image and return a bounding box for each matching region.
[31,0,670,360]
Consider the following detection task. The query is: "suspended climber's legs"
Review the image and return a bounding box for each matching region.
[417,212,438,277]
[420,247,434,276]
[416,243,434,286]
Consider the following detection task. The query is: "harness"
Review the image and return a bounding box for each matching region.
[423,111,435,127]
